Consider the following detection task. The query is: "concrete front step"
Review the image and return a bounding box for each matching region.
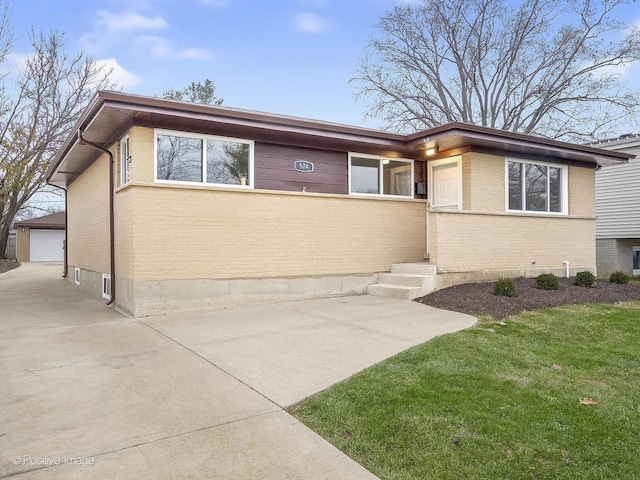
[367,283,424,300]
[391,263,437,276]
[377,273,430,287]
[368,263,438,300]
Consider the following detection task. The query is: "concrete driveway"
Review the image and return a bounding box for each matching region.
[1,263,476,479]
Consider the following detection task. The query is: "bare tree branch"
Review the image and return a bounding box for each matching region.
[0,12,116,258]
[353,0,640,141]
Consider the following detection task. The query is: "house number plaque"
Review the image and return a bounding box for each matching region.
[294,161,314,173]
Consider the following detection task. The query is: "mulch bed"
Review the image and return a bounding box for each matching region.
[417,277,640,319]
[0,259,20,274]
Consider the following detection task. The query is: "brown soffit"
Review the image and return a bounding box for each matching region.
[47,91,634,188]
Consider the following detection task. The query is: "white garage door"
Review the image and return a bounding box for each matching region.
[30,229,64,262]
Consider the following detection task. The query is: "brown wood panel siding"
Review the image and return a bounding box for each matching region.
[414,160,426,199]
[254,143,348,194]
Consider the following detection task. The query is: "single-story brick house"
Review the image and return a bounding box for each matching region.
[46,91,631,317]
[14,211,66,263]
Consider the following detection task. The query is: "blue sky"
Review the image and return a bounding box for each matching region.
[7,0,640,129]
[9,0,406,128]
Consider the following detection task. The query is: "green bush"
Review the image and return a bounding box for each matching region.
[493,278,518,297]
[609,271,630,284]
[575,271,596,288]
[536,273,559,290]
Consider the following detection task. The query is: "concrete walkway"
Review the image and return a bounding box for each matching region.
[1,263,476,479]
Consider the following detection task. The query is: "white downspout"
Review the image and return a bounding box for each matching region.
[563,261,570,278]
[425,201,431,259]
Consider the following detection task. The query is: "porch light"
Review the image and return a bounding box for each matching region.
[424,137,437,156]
[382,159,390,164]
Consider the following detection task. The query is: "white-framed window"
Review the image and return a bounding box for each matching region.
[120,135,130,185]
[633,247,640,276]
[154,129,254,188]
[348,153,414,197]
[74,267,80,285]
[428,156,462,210]
[101,273,111,300]
[506,158,568,214]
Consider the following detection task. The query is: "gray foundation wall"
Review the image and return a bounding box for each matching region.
[115,273,378,318]
[596,238,639,278]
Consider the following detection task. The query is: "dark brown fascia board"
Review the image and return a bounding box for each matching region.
[48,92,633,185]
[46,92,107,182]
[97,91,406,142]
[111,100,409,151]
[406,122,633,161]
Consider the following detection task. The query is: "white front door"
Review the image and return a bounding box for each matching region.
[429,157,461,209]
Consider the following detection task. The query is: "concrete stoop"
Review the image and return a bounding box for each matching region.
[367,263,437,300]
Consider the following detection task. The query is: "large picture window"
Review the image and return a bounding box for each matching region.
[507,159,567,214]
[349,153,413,197]
[155,130,253,187]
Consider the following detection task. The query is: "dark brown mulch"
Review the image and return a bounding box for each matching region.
[416,277,640,319]
[0,259,20,274]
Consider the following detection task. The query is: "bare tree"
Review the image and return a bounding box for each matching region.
[0,10,116,258]
[354,0,640,141]
[163,78,223,105]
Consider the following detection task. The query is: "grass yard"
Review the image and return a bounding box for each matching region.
[289,302,640,479]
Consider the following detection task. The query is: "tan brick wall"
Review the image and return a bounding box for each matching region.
[569,165,595,217]
[129,126,155,183]
[67,153,112,274]
[16,227,29,262]
[429,210,595,273]
[458,153,595,216]
[465,152,505,213]
[125,184,427,281]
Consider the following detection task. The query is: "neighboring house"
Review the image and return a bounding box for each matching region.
[14,212,66,262]
[46,91,631,317]
[592,133,640,277]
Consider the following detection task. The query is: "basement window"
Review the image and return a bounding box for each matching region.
[74,267,80,285]
[102,273,111,301]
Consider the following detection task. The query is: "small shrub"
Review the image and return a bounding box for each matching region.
[575,271,596,288]
[494,278,518,297]
[536,273,559,290]
[609,271,630,284]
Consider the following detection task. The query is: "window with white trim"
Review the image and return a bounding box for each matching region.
[506,159,568,214]
[120,135,130,185]
[101,273,111,300]
[155,130,253,187]
[633,247,640,276]
[74,267,80,285]
[349,153,413,197]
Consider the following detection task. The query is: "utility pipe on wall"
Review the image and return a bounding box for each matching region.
[77,129,116,306]
[563,261,570,278]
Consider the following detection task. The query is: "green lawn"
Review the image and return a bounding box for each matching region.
[289,302,640,479]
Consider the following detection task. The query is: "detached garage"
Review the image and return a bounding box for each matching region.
[15,212,65,262]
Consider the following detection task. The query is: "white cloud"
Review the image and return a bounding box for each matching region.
[80,10,167,54]
[137,35,213,60]
[95,58,143,88]
[96,10,167,32]
[294,13,327,33]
